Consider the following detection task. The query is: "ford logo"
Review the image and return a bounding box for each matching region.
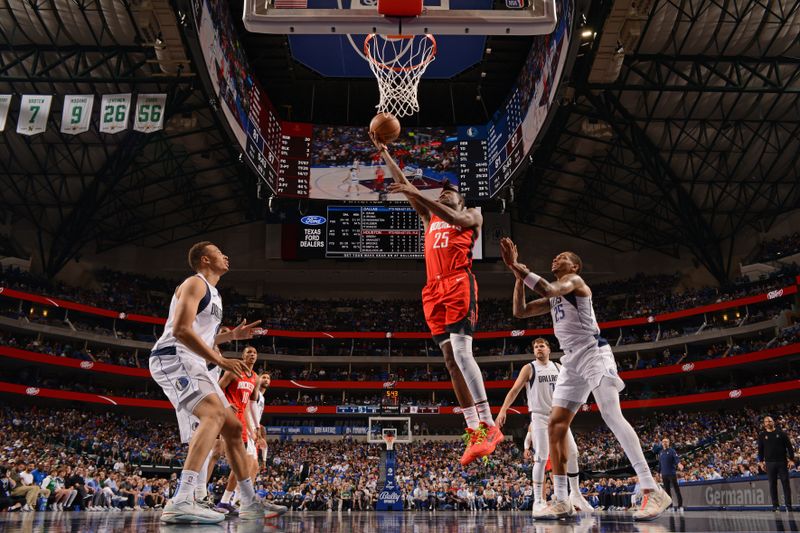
[301,215,326,226]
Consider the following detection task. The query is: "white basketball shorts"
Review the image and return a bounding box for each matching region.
[552,338,625,409]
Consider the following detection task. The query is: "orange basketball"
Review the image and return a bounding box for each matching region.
[370,113,401,144]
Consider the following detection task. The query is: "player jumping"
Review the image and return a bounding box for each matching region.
[496,337,594,514]
[499,238,671,520]
[373,133,503,466]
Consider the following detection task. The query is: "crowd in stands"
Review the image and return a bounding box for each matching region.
[750,232,800,263]
[2,261,798,336]
[2,405,799,513]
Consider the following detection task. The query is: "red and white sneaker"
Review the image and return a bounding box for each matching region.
[460,427,482,466]
[473,422,504,459]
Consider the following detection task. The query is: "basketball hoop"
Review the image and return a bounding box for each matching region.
[364,33,437,118]
[382,433,396,451]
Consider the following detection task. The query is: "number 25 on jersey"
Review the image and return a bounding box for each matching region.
[433,232,449,249]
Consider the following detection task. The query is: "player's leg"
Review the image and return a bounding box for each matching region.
[565,428,594,511]
[591,376,670,519]
[531,420,549,509]
[218,409,287,519]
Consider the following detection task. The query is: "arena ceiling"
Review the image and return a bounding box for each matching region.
[1,0,798,282]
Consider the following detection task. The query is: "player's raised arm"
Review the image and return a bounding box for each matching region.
[370,132,431,221]
[495,363,532,429]
[388,183,482,230]
[500,238,589,299]
[513,278,552,318]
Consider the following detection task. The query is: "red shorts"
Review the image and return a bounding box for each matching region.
[422,270,478,342]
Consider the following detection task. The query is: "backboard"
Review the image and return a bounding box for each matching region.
[242,0,557,36]
[367,416,413,444]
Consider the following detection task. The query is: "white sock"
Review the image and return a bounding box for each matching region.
[554,475,568,501]
[593,378,657,490]
[195,451,212,500]
[533,481,544,502]
[451,333,493,425]
[568,473,580,494]
[533,459,547,496]
[221,490,234,504]
[237,478,256,506]
[462,406,480,430]
[475,401,495,426]
[174,470,199,503]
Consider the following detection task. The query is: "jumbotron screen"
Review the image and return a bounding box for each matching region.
[190,0,573,202]
[282,204,483,260]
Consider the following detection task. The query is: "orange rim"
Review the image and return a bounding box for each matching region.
[364,33,437,73]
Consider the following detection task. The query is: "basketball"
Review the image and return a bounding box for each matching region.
[370,113,401,143]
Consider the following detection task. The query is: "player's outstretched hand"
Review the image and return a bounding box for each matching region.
[231,319,263,340]
[218,357,249,380]
[369,131,388,152]
[388,182,417,196]
[523,448,532,461]
[495,410,507,429]
[500,237,518,266]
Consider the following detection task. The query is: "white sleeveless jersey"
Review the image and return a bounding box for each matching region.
[254,390,265,425]
[550,292,601,349]
[153,273,223,361]
[525,360,561,416]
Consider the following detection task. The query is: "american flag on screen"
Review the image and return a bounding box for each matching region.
[274,0,307,8]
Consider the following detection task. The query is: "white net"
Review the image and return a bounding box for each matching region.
[364,34,436,118]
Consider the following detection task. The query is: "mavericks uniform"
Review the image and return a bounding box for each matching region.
[150,273,229,443]
[421,214,479,344]
[550,292,624,408]
[253,390,266,459]
[224,372,258,457]
[525,360,581,463]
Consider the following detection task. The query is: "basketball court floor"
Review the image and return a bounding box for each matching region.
[0,510,797,532]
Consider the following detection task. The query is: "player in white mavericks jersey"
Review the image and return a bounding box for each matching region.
[499,238,671,521]
[496,338,593,514]
[253,373,270,464]
[149,241,286,523]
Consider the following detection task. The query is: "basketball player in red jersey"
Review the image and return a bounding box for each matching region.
[372,133,503,465]
[216,345,260,513]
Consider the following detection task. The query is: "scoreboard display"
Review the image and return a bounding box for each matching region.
[325,205,423,259]
[286,205,483,260]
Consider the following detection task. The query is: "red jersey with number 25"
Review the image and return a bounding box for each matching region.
[224,372,257,440]
[424,214,478,280]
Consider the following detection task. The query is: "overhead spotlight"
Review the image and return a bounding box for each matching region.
[581,29,593,38]
[485,47,492,54]
[268,195,276,213]
[615,41,624,54]
[238,152,244,163]
[499,198,506,214]
[480,71,487,78]
[257,180,263,199]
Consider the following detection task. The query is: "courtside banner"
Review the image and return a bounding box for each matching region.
[1,380,799,414]
[61,95,94,134]
[16,95,52,136]
[0,283,797,338]
[0,95,11,131]
[3,343,798,385]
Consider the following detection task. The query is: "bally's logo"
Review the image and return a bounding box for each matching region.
[681,363,695,372]
[767,289,784,300]
[729,389,742,398]
[80,361,95,370]
[306,406,318,413]
[511,330,525,337]
[301,215,326,226]
[26,387,40,396]
[379,491,402,503]
[383,381,396,389]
